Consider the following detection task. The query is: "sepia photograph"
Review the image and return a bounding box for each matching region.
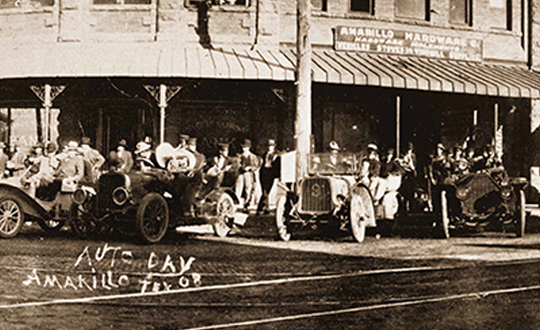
[1,0,540,329]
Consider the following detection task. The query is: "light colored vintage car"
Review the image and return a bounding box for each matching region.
[275,153,401,243]
[0,174,82,239]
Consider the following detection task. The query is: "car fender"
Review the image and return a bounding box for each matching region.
[0,184,50,220]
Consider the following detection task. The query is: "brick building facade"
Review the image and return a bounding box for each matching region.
[0,0,539,177]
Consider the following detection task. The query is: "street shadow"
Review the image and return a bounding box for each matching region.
[460,243,540,250]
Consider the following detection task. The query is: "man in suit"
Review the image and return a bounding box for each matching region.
[80,137,105,182]
[257,139,280,214]
[200,142,234,198]
[235,139,261,209]
[116,139,133,173]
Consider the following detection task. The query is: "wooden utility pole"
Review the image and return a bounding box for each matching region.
[295,0,312,179]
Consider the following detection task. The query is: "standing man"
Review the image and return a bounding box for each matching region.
[9,143,27,177]
[235,139,261,209]
[57,141,85,182]
[80,137,105,182]
[257,139,280,215]
[0,142,8,179]
[116,139,133,173]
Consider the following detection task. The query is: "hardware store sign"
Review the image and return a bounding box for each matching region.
[335,26,483,62]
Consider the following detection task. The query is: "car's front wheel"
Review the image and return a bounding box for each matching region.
[350,194,367,243]
[212,193,235,238]
[438,190,450,239]
[136,193,170,244]
[275,195,292,242]
[0,198,24,239]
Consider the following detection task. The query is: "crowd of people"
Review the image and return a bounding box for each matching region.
[0,135,282,214]
[0,133,504,213]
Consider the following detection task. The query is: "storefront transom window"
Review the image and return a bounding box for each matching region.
[350,0,373,13]
[0,0,53,9]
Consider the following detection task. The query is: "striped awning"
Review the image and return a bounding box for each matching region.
[2,43,540,98]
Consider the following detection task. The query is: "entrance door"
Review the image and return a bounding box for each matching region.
[102,107,153,155]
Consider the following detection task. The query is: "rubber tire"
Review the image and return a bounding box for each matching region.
[136,193,170,244]
[212,193,235,238]
[275,196,292,242]
[350,194,367,243]
[0,198,25,239]
[439,190,450,239]
[38,219,65,232]
[516,189,526,238]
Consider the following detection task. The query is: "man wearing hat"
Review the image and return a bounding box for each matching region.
[0,142,8,179]
[134,137,157,170]
[360,143,382,198]
[9,143,28,177]
[235,139,262,209]
[116,139,133,173]
[200,142,234,198]
[257,139,281,215]
[57,141,85,182]
[450,144,469,177]
[176,134,190,151]
[429,143,451,187]
[80,137,105,182]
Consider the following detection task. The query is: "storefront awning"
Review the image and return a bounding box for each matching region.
[2,43,540,98]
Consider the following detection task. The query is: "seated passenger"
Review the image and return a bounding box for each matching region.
[199,143,234,198]
[116,139,133,173]
[134,138,157,171]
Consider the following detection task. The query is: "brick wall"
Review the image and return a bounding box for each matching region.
[0,0,534,65]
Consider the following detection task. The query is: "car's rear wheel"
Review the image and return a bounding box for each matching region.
[136,193,169,244]
[38,219,65,232]
[438,190,450,239]
[350,195,367,243]
[212,193,235,238]
[0,198,24,239]
[275,195,292,241]
[515,189,526,238]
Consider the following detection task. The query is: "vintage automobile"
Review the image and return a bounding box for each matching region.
[0,171,81,239]
[400,167,527,238]
[275,153,401,243]
[70,143,247,244]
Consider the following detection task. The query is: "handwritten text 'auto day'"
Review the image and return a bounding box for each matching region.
[22,244,202,293]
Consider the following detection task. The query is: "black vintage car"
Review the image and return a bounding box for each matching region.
[401,168,527,238]
[70,146,245,244]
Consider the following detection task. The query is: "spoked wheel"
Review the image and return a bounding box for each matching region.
[136,193,169,244]
[38,219,65,232]
[212,193,235,238]
[350,194,367,243]
[438,190,450,239]
[0,198,24,239]
[275,196,292,241]
[515,189,526,238]
[69,202,95,239]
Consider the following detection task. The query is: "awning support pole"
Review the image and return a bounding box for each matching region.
[143,84,183,145]
[396,95,400,157]
[295,0,312,179]
[44,84,51,143]
[29,84,66,143]
[159,84,167,145]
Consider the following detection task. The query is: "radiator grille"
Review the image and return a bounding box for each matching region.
[301,178,332,213]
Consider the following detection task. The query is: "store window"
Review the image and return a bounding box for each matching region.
[350,0,373,13]
[94,0,150,4]
[0,0,53,9]
[489,0,511,30]
[395,0,427,20]
[449,0,471,25]
[312,0,327,12]
[186,0,250,6]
